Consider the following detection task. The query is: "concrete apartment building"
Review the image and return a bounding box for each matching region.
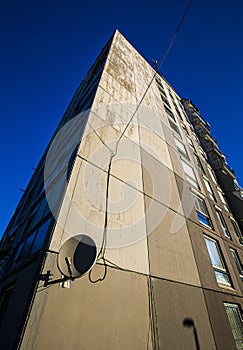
[0,30,243,349]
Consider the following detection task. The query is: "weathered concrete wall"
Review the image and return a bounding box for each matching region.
[21,263,151,350]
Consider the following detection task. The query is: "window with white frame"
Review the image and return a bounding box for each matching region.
[181,159,199,189]
[217,189,229,211]
[191,192,212,227]
[199,147,207,160]
[224,303,243,349]
[173,102,183,120]
[164,105,176,121]
[215,209,231,238]
[159,89,168,101]
[186,136,195,150]
[207,166,217,184]
[169,91,174,101]
[204,236,232,286]
[230,249,243,280]
[203,177,216,201]
[181,123,189,135]
[161,94,171,108]
[169,119,181,137]
[174,138,189,159]
[156,77,172,111]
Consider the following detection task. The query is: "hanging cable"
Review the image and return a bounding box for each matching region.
[92,0,193,280]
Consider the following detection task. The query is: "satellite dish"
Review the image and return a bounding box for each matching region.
[57,234,97,279]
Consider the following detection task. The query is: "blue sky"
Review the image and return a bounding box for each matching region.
[0,0,243,236]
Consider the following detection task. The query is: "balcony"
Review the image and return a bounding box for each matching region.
[234,179,243,193]
[190,114,211,133]
[203,133,218,146]
[225,191,243,223]
[194,126,209,138]
[212,158,235,178]
[203,141,225,159]
[181,99,211,130]
[186,101,200,113]
[224,162,235,177]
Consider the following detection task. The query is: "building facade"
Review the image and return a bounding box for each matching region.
[0,30,243,350]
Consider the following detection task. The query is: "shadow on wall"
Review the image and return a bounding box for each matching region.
[183,318,200,350]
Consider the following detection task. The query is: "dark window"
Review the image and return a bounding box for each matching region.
[13,218,52,268]
[31,219,51,254]
[0,284,15,326]
[20,233,36,259]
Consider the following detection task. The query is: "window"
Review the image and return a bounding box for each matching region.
[174,138,189,158]
[224,303,243,349]
[31,219,51,254]
[13,218,51,268]
[204,236,232,286]
[203,178,216,201]
[165,105,176,121]
[181,123,189,135]
[193,133,200,144]
[231,219,243,244]
[186,136,195,150]
[169,120,181,136]
[155,74,162,85]
[29,196,50,231]
[160,94,171,108]
[20,233,36,260]
[156,79,172,110]
[169,91,174,101]
[191,192,212,227]
[181,159,199,189]
[217,189,229,211]
[199,147,207,160]
[173,103,183,120]
[216,209,231,238]
[0,284,15,326]
[194,154,204,173]
[157,85,167,98]
[230,249,243,279]
[207,166,217,184]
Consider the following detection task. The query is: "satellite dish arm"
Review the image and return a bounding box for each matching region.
[39,269,74,287]
[65,256,74,279]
